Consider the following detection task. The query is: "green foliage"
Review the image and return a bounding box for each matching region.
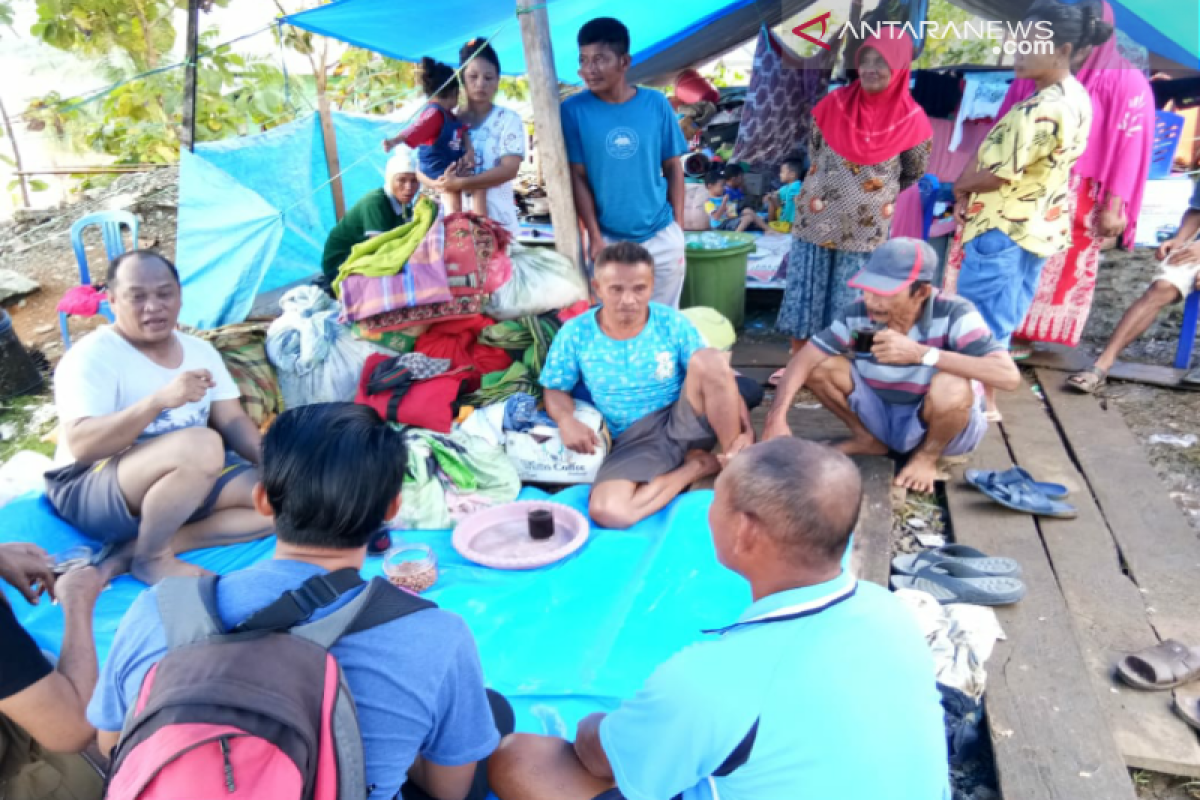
[26,2,295,165]
[0,1,13,28]
[704,60,746,89]
[915,0,997,69]
[329,48,417,114]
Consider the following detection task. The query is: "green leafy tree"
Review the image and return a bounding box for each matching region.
[26,0,294,165]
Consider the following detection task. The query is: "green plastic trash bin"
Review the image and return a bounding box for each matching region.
[681,232,756,328]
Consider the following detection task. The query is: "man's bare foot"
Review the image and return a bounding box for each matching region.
[131,554,213,585]
[836,435,889,456]
[718,432,755,467]
[684,450,722,479]
[95,541,136,585]
[895,452,940,494]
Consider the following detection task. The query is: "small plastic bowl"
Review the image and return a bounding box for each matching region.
[383,543,438,594]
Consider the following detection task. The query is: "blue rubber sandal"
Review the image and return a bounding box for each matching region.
[976,477,1078,519]
[965,467,1069,500]
[892,544,1022,578]
[891,562,1027,605]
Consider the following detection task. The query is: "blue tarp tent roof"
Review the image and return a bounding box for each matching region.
[286,0,1198,73]
[284,0,818,84]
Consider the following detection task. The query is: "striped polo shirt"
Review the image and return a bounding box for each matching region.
[812,291,1004,405]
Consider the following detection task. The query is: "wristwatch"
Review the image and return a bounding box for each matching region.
[921,347,941,367]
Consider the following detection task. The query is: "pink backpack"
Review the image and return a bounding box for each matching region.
[105,569,433,799]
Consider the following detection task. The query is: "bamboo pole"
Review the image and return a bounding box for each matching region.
[181,0,200,152]
[516,0,582,267]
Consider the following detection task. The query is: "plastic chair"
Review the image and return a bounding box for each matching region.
[1174,291,1200,370]
[61,210,139,349]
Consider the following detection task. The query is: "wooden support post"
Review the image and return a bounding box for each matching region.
[316,92,346,220]
[517,0,582,268]
[0,95,30,208]
[180,0,200,152]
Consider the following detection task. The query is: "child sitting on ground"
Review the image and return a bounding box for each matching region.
[705,169,771,233]
[724,162,747,208]
[383,57,480,215]
[766,157,804,233]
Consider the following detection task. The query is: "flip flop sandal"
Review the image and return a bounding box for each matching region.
[1067,366,1107,394]
[892,544,1022,578]
[1116,640,1200,691]
[966,467,1069,500]
[890,562,1027,605]
[1009,344,1034,361]
[1174,693,1200,731]
[976,477,1079,519]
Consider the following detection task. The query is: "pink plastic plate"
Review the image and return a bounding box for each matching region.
[452,501,591,570]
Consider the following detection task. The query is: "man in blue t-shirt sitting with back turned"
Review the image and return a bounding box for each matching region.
[488,438,951,800]
[540,242,752,530]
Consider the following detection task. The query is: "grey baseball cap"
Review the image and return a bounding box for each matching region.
[848,238,938,296]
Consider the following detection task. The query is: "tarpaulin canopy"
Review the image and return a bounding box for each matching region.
[175,109,402,329]
[287,0,1198,75]
[283,0,819,84]
[955,0,1198,70]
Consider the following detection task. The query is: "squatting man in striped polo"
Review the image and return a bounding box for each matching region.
[764,237,1020,493]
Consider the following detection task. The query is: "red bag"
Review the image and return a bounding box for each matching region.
[443,212,513,297]
[415,317,511,392]
[355,353,469,433]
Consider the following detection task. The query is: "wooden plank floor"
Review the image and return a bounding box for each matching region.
[998,383,1200,776]
[945,428,1140,800]
[1023,346,1193,390]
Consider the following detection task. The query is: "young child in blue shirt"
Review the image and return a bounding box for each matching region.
[384,57,479,215]
[767,157,805,233]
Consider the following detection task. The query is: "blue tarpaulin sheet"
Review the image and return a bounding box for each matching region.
[176,110,399,329]
[283,0,1198,74]
[284,0,760,81]
[0,486,784,738]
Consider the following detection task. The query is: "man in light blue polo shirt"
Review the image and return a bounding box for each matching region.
[562,17,689,307]
[488,438,950,800]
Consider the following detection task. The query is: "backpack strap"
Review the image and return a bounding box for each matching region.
[232,568,365,634]
[156,576,223,650]
[290,577,436,650]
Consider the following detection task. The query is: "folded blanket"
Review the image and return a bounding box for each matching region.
[333,196,438,296]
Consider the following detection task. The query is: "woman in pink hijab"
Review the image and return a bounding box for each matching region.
[946,0,1155,354]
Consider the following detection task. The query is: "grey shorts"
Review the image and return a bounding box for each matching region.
[594,396,717,486]
[849,366,988,457]
[44,451,254,543]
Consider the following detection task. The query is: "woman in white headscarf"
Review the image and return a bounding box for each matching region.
[320,147,423,284]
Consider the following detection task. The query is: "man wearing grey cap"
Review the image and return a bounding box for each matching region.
[764,238,1020,493]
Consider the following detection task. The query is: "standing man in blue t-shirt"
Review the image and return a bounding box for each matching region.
[561,17,689,307]
[488,438,951,800]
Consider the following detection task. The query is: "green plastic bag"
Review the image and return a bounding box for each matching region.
[397,427,520,530]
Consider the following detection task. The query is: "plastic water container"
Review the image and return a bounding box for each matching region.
[1150,110,1184,180]
[681,232,757,329]
[0,309,43,400]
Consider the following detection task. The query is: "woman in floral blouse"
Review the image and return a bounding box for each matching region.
[427,38,527,238]
[775,26,931,365]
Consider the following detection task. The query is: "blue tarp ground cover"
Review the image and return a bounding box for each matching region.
[0,486,759,737]
[176,110,400,330]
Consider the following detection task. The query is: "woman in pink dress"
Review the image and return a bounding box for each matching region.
[945,0,1155,354]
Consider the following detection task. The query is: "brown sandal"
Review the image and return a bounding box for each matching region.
[1116,639,1200,691]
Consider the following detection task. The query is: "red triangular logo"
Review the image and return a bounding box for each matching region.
[792,11,833,51]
